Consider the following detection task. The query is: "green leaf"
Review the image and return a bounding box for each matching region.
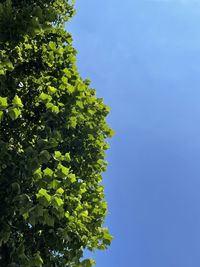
[43,167,53,178]
[46,103,59,113]
[53,196,64,207]
[12,95,23,107]
[47,85,57,95]
[80,210,88,218]
[0,111,3,121]
[36,188,51,202]
[0,69,4,75]
[79,259,96,267]
[56,187,64,195]
[108,129,115,138]
[38,92,52,102]
[61,76,68,85]
[49,179,61,189]
[48,41,56,51]
[22,212,29,220]
[65,212,70,218]
[5,61,14,71]
[33,168,42,180]
[76,100,84,109]
[57,163,69,178]
[54,151,63,161]
[0,96,8,109]
[77,82,85,91]
[68,173,76,183]
[63,68,71,77]
[69,117,77,128]
[103,229,113,242]
[32,252,43,267]
[64,152,71,162]
[67,84,75,93]
[8,108,21,120]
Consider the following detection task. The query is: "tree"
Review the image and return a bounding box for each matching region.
[0,0,114,266]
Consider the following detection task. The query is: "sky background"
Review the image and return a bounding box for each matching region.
[67,1,200,266]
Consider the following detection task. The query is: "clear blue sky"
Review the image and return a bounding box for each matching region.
[68,1,200,266]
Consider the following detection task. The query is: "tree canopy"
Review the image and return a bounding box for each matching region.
[0,0,113,266]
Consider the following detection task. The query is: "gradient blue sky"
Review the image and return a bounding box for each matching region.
[68,1,200,266]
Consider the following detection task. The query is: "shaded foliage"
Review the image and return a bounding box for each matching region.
[0,0,113,266]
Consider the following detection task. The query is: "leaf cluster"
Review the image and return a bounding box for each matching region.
[0,0,113,266]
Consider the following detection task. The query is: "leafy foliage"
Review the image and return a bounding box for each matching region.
[0,0,113,266]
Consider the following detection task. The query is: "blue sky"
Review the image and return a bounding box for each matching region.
[68,1,200,266]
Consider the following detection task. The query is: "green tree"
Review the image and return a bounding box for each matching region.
[0,0,113,266]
